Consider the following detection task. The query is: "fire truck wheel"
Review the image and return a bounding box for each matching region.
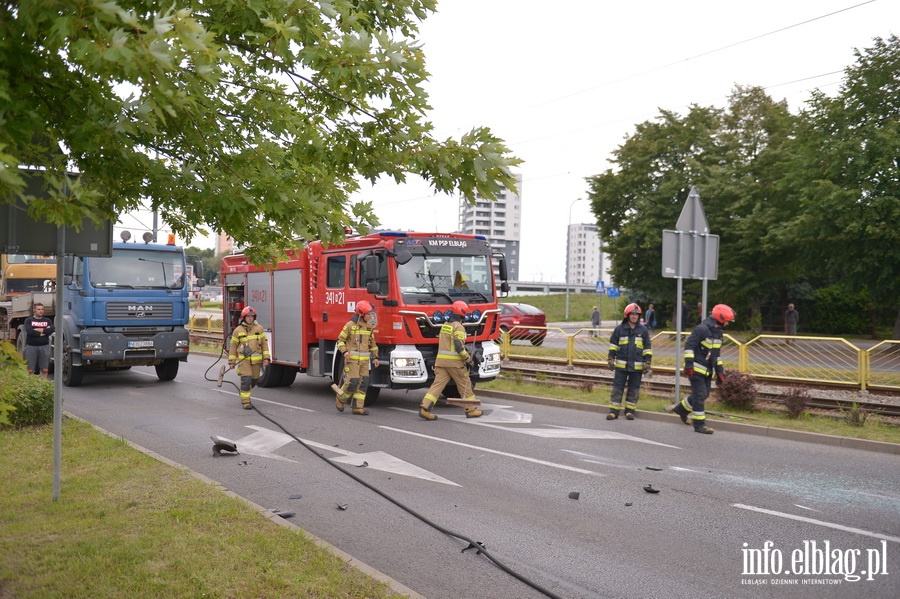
[258,363,283,388]
[363,386,380,406]
[280,367,297,387]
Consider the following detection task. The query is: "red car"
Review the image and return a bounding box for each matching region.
[498,303,547,346]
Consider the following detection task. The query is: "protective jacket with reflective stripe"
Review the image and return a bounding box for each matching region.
[336,317,378,361]
[683,317,725,377]
[435,320,469,368]
[607,321,652,371]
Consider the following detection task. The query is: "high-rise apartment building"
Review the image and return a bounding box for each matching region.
[566,223,611,286]
[457,173,522,281]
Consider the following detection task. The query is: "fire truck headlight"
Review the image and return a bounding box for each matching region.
[175,339,189,348]
[392,357,418,368]
[483,348,501,363]
[83,341,103,350]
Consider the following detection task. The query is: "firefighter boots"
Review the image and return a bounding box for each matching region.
[625,408,636,420]
[464,406,483,418]
[241,399,252,410]
[352,399,368,416]
[419,399,437,421]
[693,422,714,434]
[606,410,619,421]
[672,403,691,425]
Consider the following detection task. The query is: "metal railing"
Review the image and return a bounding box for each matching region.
[188,315,225,334]
[499,327,900,393]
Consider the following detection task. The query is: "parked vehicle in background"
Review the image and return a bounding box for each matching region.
[498,303,547,346]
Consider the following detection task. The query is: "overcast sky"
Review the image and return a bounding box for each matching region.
[120,0,898,281]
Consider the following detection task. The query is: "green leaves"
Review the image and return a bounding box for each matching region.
[1,0,518,263]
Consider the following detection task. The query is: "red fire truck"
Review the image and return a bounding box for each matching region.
[220,231,509,404]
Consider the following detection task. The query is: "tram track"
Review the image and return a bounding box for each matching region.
[190,331,900,418]
[498,361,900,419]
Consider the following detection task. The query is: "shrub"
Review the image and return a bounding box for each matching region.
[781,387,810,419]
[576,380,594,393]
[0,348,54,428]
[843,403,868,427]
[715,371,758,411]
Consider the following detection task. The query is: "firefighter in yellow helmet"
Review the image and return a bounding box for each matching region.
[332,301,380,415]
[419,301,482,420]
[227,306,271,409]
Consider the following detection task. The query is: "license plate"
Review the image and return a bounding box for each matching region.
[128,340,154,348]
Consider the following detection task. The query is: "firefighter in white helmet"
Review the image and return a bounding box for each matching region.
[419,301,482,420]
[333,300,380,415]
[227,306,271,409]
[606,303,653,420]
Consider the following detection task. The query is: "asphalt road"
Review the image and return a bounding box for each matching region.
[60,354,899,599]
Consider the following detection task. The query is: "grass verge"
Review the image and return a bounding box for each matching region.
[479,378,900,445]
[0,419,402,599]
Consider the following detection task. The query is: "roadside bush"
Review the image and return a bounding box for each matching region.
[0,342,54,428]
[715,371,758,411]
[780,387,811,419]
[843,403,868,427]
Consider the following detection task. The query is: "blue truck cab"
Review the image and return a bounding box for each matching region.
[58,237,202,386]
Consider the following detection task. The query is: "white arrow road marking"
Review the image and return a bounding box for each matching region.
[233,426,297,462]
[388,402,532,423]
[380,426,604,477]
[469,422,681,448]
[233,426,459,485]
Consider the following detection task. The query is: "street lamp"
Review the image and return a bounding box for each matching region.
[565,198,585,320]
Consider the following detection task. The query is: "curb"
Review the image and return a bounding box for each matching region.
[475,390,900,455]
[63,411,425,599]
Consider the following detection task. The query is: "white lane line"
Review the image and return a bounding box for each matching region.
[379,426,603,477]
[131,370,316,412]
[733,504,900,543]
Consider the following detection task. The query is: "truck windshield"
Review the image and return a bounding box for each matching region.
[89,250,184,290]
[396,254,494,305]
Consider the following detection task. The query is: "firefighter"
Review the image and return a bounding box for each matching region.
[674,303,736,434]
[333,301,380,415]
[606,303,652,420]
[419,301,482,421]
[227,306,271,410]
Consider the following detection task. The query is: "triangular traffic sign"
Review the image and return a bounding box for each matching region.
[675,186,709,233]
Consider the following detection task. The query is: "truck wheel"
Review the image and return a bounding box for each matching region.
[258,363,283,388]
[62,345,83,387]
[280,367,297,387]
[16,326,26,356]
[155,358,179,381]
[363,386,380,406]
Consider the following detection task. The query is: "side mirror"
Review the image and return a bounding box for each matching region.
[194,261,204,281]
[63,255,74,277]
[195,278,206,289]
[64,275,73,285]
[364,255,378,282]
[366,281,380,294]
[501,281,509,295]
[498,257,508,282]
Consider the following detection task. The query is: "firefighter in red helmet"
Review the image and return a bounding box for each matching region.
[332,300,380,415]
[605,303,652,420]
[418,301,482,420]
[674,303,735,434]
[227,306,271,409]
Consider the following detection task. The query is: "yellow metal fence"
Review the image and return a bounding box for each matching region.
[499,327,900,393]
